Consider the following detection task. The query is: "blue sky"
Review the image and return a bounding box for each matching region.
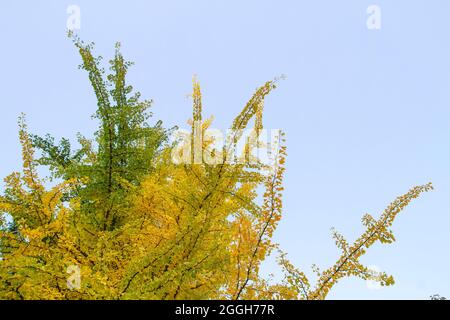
[1,0,449,299]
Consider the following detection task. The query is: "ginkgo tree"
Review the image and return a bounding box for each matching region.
[0,37,433,300]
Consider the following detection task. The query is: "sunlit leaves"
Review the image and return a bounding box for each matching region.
[308,183,433,300]
[0,39,432,300]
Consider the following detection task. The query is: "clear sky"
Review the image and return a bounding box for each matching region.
[1,0,449,299]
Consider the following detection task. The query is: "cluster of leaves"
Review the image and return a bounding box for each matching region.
[0,37,433,299]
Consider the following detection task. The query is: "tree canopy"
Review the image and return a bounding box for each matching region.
[0,38,433,300]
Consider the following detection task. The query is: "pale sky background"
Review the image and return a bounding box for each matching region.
[1,0,449,299]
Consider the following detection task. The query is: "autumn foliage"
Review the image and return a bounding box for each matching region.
[0,37,433,299]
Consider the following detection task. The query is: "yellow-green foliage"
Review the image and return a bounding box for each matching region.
[0,40,432,300]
